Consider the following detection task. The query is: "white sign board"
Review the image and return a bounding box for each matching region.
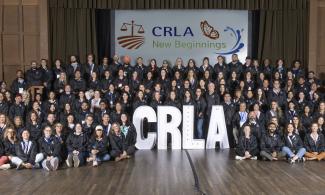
[114,10,248,65]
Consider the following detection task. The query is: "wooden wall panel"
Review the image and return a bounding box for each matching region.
[3,65,22,85]
[1,0,48,84]
[23,5,40,33]
[2,5,19,33]
[2,35,20,65]
[23,35,39,64]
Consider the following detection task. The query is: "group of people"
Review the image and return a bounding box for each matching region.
[0,53,324,171]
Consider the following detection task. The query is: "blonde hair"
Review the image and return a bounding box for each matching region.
[3,127,17,142]
[110,122,121,134]
[21,90,31,105]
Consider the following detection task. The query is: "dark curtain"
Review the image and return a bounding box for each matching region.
[257,9,308,66]
[96,10,111,63]
[49,0,309,67]
[49,8,97,64]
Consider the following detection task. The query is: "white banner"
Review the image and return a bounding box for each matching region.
[114,10,248,65]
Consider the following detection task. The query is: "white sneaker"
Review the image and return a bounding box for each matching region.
[251,156,258,160]
[92,160,98,167]
[235,155,244,160]
[0,164,11,170]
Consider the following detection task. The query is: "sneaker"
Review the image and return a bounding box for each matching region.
[92,160,98,167]
[298,157,306,163]
[0,164,11,170]
[288,158,295,164]
[235,155,244,160]
[16,163,23,170]
[73,155,80,168]
[51,158,59,171]
[66,155,73,168]
[251,156,258,160]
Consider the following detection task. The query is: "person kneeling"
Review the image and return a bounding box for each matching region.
[38,126,62,171]
[260,122,286,161]
[282,123,306,164]
[66,123,88,168]
[11,129,43,169]
[87,125,110,167]
[109,121,136,161]
[304,123,325,161]
[235,125,259,160]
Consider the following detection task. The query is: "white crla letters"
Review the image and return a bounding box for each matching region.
[133,105,229,150]
[133,106,157,149]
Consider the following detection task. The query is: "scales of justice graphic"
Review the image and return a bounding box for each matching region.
[117,20,145,50]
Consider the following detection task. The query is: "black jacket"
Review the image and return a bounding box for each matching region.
[0,102,9,115]
[205,91,220,116]
[88,136,109,156]
[222,102,236,126]
[260,133,283,153]
[237,135,259,155]
[283,133,304,152]
[10,78,27,95]
[15,140,38,164]
[304,133,325,153]
[26,68,44,87]
[3,139,16,156]
[109,132,128,153]
[38,136,62,160]
[70,78,87,92]
[26,122,42,141]
[66,133,88,153]
[194,96,206,119]
[8,103,26,121]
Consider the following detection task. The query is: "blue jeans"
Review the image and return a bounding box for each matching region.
[96,153,110,162]
[282,146,306,158]
[196,118,204,139]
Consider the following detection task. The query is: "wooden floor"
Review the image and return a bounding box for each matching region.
[1,149,325,195]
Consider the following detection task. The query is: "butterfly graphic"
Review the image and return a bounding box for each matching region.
[200,20,220,40]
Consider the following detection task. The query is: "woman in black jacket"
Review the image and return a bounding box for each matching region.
[87,125,110,167]
[1,127,17,169]
[109,118,136,161]
[194,88,206,139]
[235,125,259,160]
[11,129,43,169]
[65,123,88,168]
[282,123,306,164]
[38,126,61,171]
[304,123,325,161]
[26,111,42,141]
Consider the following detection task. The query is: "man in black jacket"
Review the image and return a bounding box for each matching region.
[70,70,86,93]
[10,70,27,95]
[8,94,26,121]
[25,61,44,88]
[38,126,61,171]
[205,82,220,123]
[222,93,236,148]
[260,122,286,161]
[268,79,286,108]
[11,129,43,169]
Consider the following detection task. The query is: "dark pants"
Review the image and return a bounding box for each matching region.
[110,146,136,158]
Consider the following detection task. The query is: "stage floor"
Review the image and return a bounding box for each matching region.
[1,149,325,195]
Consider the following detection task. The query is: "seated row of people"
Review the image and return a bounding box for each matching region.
[235,122,325,163]
[0,113,137,171]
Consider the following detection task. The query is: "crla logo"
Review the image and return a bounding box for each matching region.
[117,20,145,50]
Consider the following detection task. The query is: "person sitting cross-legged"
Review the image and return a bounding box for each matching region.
[87,125,110,167]
[304,123,325,161]
[260,122,286,161]
[235,125,259,160]
[282,123,306,164]
[11,129,43,170]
